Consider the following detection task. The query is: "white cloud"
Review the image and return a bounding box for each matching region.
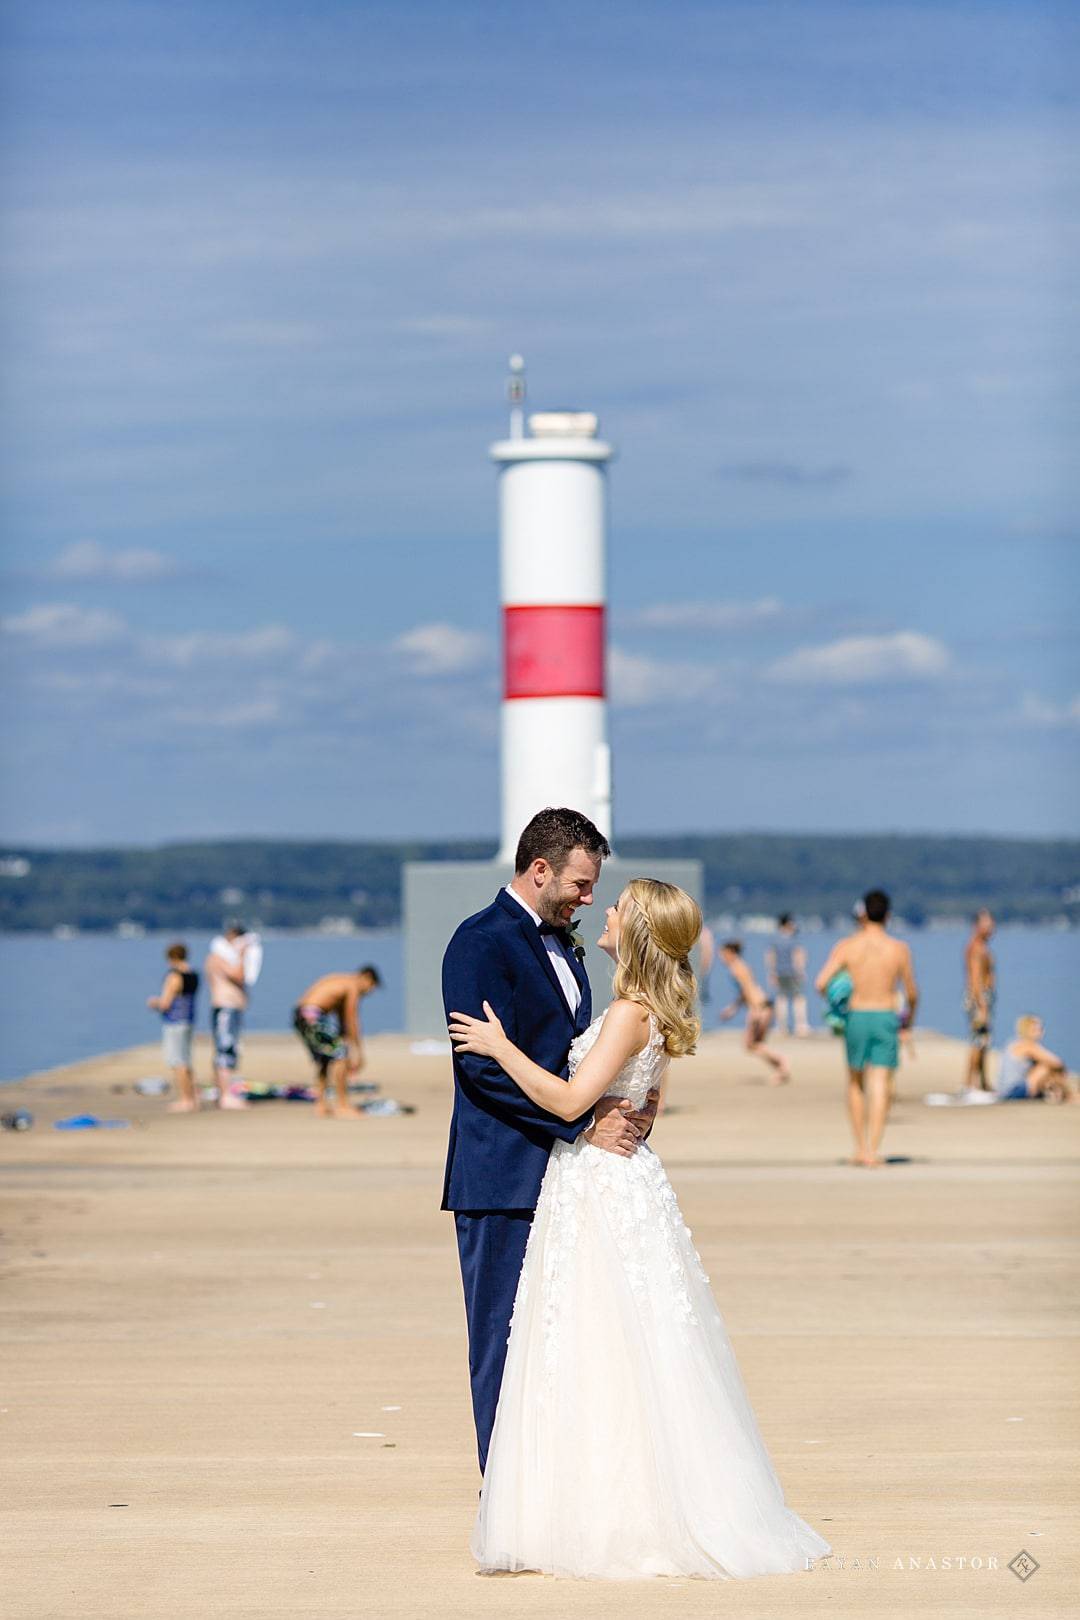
[417,190,807,243]
[396,314,492,338]
[144,624,297,667]
[1018,693,1080,730]
[768,631,950,686]
[49,539,180,583]
[631,597,785,632]
[609,646,716,708]
[210,320,324,349]
[393,622,490,676]
[720,461,851,488]
[178,697,284,729]
[298,639,339,671]
[31,669,144,695]
[1007,518,1078,543]
[1,602,128,648]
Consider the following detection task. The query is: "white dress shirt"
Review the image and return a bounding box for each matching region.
[504,885,582,1014]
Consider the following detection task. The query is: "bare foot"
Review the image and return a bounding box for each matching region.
[314,1098,332,1117]
[861,1154,885,1169]
[768,1063,792,1086]
[167,1098,199,1113]
[219,1092,250,1110]
[332,1104,365,1120]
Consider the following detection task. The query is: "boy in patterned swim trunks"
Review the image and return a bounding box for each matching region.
[718,941,791,1085]
[293,966,381,1118]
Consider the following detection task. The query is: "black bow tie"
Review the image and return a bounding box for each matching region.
[538,921,571,945]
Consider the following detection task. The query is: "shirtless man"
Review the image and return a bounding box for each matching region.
[963,909,996,1091]
[816,890,918,1168]
[293,966,381,1118]
[718,941,791,1084]
[204,923,250,1110]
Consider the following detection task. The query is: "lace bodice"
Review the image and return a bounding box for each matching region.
[568,1007,669,1110]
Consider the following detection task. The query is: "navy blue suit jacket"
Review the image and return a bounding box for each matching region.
[441,889,594,1212]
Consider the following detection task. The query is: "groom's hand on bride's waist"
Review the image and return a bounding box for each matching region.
[629,1088,660,1142]
[584,1090,660,1157]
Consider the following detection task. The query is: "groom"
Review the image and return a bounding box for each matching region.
[442,806,659,1472]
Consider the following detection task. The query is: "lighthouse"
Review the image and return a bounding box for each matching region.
[402,359,701,1034]
[492,357,614,859]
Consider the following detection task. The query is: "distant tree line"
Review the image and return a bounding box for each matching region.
[0,834,1076,932]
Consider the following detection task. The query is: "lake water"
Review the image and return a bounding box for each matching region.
[0,924,1076,1084]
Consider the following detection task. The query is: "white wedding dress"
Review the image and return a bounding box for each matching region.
[472,1009,832,1580]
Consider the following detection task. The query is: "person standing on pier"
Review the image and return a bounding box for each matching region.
[441,808,656,1477]
[205,922,251,1109]
[815,890,918,1168]
[766,914,811,1036]
[147,942,200,1113]
[963,909,996,1092]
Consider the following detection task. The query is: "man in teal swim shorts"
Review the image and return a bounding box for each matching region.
[845,1007,900,1072]
[815,890,918,1169]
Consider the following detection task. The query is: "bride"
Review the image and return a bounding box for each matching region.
[449,877,831,1581]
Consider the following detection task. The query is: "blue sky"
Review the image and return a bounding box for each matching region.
[1,0,1076,845]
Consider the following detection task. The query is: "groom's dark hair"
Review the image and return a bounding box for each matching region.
[514,807,611,875]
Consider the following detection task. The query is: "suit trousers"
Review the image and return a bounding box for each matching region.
[454,1209,534,1474]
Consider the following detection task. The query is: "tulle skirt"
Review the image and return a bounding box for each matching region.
[472,1135,832,1580]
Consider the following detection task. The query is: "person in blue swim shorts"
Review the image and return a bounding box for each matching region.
[815,890,919,1169]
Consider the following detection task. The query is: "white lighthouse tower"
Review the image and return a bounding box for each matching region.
[402,359,702,1034]
[492,357,614,859]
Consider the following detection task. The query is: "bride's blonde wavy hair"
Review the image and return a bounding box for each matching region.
[611,878,702,1057]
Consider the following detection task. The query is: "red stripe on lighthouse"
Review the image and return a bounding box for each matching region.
[503,604,605,700]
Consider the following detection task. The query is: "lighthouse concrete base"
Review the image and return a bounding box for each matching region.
[403,856,704,1037]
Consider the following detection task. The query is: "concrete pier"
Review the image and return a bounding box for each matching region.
[1,1029,1077,1617]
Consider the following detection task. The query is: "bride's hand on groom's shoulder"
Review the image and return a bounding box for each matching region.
[448,1000,507,1059]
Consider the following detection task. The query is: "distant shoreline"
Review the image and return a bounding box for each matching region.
[2,917,1076,940]
[1,832,1077,933]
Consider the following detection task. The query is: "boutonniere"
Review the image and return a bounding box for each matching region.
[568,921,586,964]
